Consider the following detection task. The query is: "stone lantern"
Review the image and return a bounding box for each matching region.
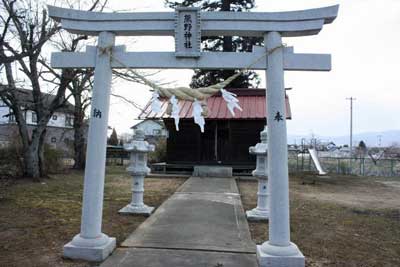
[119,130,155,215]
[246,126,269,221]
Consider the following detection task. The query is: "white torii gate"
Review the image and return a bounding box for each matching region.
[48,5,338,266]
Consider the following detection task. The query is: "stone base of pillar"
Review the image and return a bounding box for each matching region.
[257,242,305,267]
[246,208,269,221]
[63,233,116,262]
[119,203,154,216]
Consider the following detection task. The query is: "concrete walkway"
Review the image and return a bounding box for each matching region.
[101,177,258,267]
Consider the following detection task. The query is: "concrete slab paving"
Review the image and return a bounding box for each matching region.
[177,176,238,194]
[101,177,257,267]
[101,248,258,267]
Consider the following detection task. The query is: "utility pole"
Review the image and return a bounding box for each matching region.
[346,97,356,173]
[377,135,382,147]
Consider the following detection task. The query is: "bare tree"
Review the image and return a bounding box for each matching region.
[42,0,107,170]
[70,70,92,169]
[0,0,71,179]
[0,0,107,178]
[384,142,400,159]
[1,0,164,176]
[41,60,94,170]
[0,0,30,66]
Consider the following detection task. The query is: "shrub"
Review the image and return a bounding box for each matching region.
[43,144,65,174]
[0,143,23,177]
[0,131,67,178]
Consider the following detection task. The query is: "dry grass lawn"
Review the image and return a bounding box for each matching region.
[2,167,399,267]
[238,173,400,267]
[0,166,186,267]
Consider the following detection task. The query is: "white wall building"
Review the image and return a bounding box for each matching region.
[0,106,74,129]
[131,120,168,139]
[0,89,76,153]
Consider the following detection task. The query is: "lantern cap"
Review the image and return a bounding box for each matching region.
[249,126,268,155]
[260,126,267,143]
[124,130,155,152]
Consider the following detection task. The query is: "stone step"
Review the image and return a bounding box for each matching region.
[193,165,233,177]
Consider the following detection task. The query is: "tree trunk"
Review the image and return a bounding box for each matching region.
[73,121,86,169]
[23,143,41,180]
[38,128,46,176]
[21,127,47,180]
[73,94,86,169]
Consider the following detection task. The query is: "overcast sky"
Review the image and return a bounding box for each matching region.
[103,0,400,138]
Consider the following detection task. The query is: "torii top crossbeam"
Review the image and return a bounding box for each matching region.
[48,5,338,37]
[48,5,338,71]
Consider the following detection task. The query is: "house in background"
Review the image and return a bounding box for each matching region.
[0,89,75,155]
[130,119,168,144]
[139,88,291,173]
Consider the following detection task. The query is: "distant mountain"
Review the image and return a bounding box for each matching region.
[288,130,400,147]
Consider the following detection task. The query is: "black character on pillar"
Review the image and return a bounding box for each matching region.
[93,108,102,118]
[184,41,192,48]
[183,14,192,23]
[184,32,192,39]
[274,111,283,122]
[184,23,192,31]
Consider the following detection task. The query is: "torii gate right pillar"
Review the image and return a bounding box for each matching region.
[257,31,305,267]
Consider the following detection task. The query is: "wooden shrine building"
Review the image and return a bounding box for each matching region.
[140,88,291,171]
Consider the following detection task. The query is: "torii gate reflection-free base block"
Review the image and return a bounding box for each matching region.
[48,4,338,264]
[257,243,305,267]
[63,234,116,262]
[119,203,154,215]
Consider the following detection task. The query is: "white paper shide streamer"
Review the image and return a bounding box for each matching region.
[220,89,243,116]
[192,99,205,133]
[150,91,162,114]
[170,95,180,131]
[151,89,242,133]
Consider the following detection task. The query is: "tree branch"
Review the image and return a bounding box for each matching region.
[110,93,144,112]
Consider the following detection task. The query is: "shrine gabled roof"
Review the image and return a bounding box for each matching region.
[139,88,291,120]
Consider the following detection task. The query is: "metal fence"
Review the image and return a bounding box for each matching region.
[289,154,400,177]
[106,147,129,166]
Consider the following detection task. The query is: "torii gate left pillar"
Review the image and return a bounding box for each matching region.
[63,31,116,261]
